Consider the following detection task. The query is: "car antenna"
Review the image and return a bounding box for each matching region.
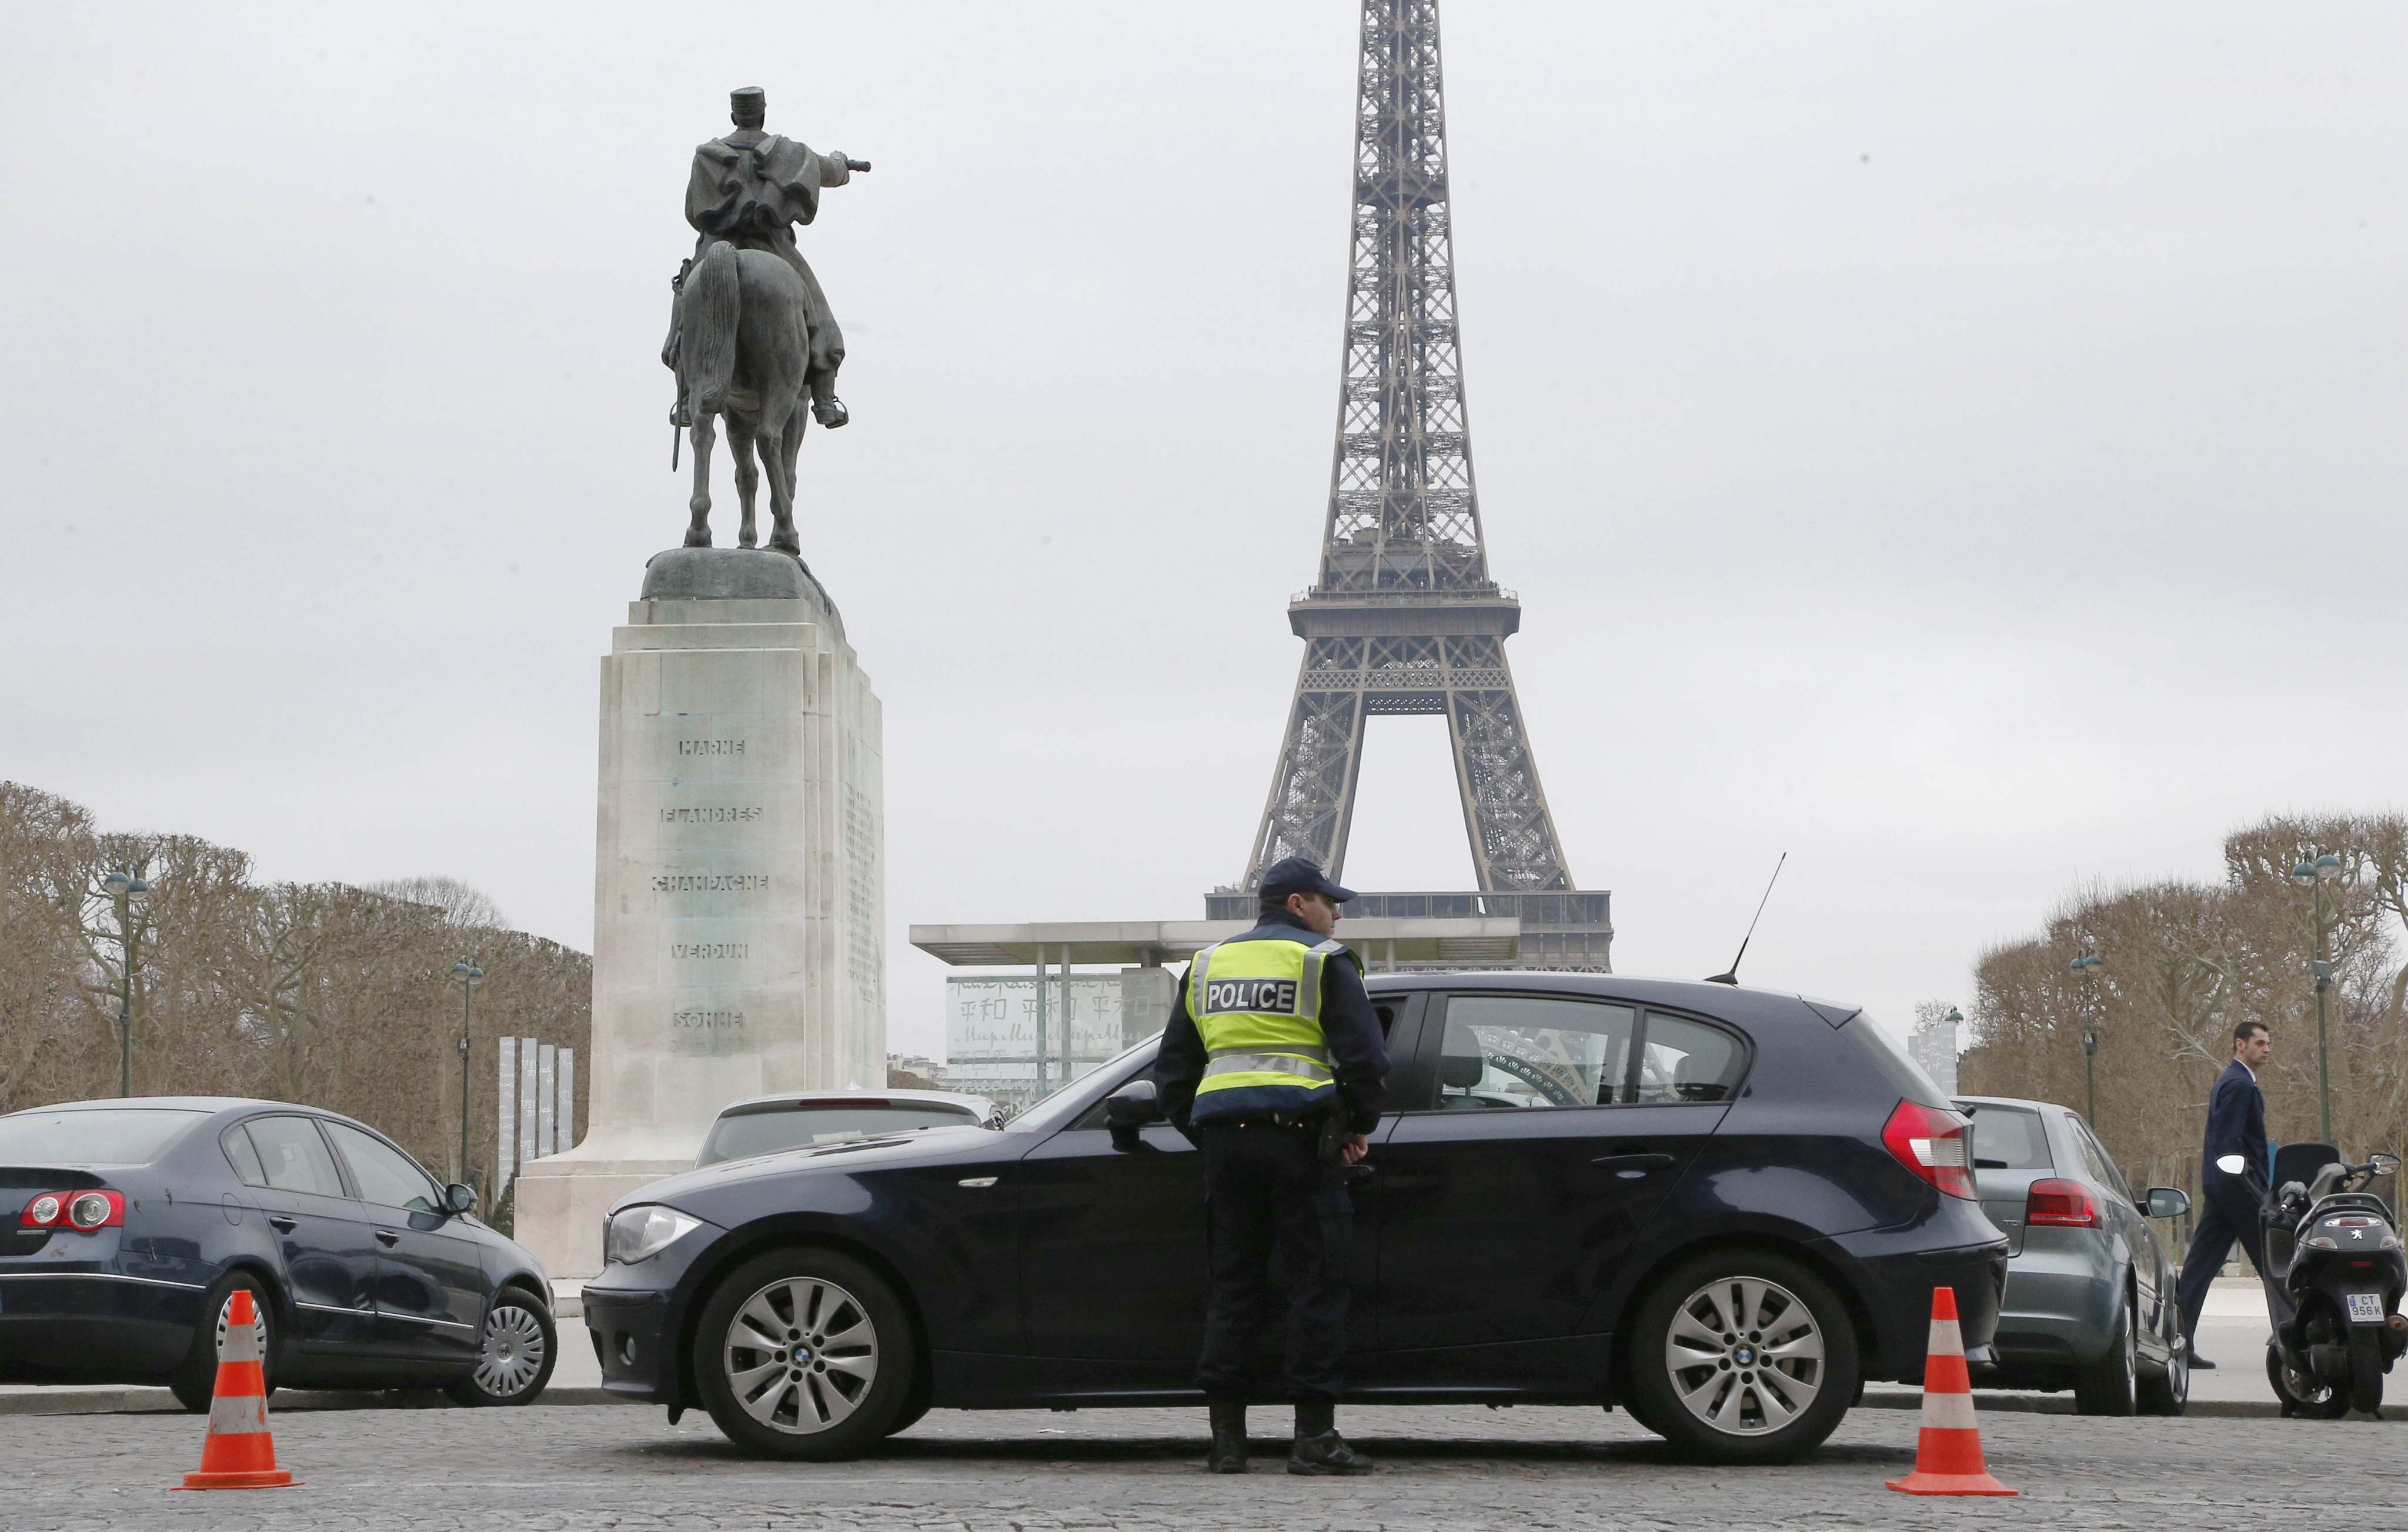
[1706,852,1787,986]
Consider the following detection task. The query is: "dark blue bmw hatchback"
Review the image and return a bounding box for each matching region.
[0,1097,556,1410]
[583,974,2008,1463]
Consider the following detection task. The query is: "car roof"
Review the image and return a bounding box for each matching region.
[1952,1094,2060,1113]
[1362,970,1862,1028]
[9,1097,400,1139]
[711,1089,996,1117]
[20,1097,275,1113]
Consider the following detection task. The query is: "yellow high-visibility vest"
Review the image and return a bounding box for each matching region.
[1187,933,1351,1123]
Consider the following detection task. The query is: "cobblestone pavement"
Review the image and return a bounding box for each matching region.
[4,1401,2403,1531]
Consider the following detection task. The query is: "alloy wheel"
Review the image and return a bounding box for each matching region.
[2115,1306,2137,1407]
[473,1303,549,1399]
[720,1276,880,1435]
[1662,1276,1826,1436]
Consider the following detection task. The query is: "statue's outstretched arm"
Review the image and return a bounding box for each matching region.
[817,149,871,188]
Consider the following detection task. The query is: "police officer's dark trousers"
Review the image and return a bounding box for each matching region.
[2175,1179,2267,1346]
[1194,1122,1351,1401]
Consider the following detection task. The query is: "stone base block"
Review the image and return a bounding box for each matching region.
[519,559,887,1283]
[510,1150,690,1281]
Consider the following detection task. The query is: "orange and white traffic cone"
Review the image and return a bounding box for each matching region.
[1885,1286,2014,1497]
[174,1290,299,1491]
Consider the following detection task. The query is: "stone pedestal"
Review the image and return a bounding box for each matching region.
[515,549,886,1277]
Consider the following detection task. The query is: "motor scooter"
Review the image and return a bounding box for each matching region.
[2225,1143,2408,1417]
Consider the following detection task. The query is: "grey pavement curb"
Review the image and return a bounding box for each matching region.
[0,1383,2353,1423]
[1859,1391,2324,1421]
[0,1385,640,1417]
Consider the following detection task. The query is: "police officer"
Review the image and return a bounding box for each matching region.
[1154,856,1390,1476]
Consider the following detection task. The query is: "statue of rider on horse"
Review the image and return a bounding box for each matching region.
[664,86,867,557]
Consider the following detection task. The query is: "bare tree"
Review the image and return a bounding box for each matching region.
[0,783,590,1190]
[1963,812,2408,1174]
[362,876,509,931]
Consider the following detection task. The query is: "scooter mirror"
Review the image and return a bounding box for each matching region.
[2372,1153,2401,1177]
[2215,1153,2248,1175]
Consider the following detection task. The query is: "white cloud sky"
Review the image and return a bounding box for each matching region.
[4,2,2404,1059]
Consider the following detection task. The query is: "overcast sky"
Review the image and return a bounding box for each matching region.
[5,3,2406,1060]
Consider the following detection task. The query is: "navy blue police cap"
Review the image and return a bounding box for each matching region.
[1260,856,1357,904]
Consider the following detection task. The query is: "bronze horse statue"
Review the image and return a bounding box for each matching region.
[673,239,817,556]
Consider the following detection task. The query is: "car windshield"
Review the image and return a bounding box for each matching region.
[0,1108,208,1164]
[1004,1036,1161,1134]
[1958,1102,2052,1170]
[697,1103,977,1165]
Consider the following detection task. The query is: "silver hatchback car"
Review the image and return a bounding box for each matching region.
[1955,1095,2192,1415]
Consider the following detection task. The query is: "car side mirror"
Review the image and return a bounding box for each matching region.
[2215,1153,2247,1176]
[1105,1079,1163,1129]
[2373,1154,2401,1177]
[2144,1187,2190,1219]
[443,1182,478,1216]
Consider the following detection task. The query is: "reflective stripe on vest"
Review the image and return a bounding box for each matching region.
[1203,1051,1335,1084]
[1188,934,1350,1114]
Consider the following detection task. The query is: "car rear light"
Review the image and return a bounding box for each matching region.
[1881,1099,1977,1200]
[2331,1216,2380,1227]
[18,1190,121,1231]
[67,1191,123,1229]
[2025,1178,2100,1229]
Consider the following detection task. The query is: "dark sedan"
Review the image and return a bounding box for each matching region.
[583,974,2009,1463]
[0,1097,557,1410]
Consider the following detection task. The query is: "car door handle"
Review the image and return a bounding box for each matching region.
[1592,1152,1676,1172]
[374,1230,400,1247]
[268,1216,296,1233]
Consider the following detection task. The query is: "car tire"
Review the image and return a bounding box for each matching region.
[884,1394,932,1438]
[171,1271,278,1414]
[884,1361,934,1438]
[694,1247,916,1460]
[443,1289,557,1406]
[1613,1390,1674,1442]
[2073,1294,2138,1416]
[2138,1324,2188,1416]
[1622,1250,1859,1464]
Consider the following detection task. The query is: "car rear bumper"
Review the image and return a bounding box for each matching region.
[0,1272,206,1382]
[1988,1236,2123,1367]
[1824,1218,2010,1382]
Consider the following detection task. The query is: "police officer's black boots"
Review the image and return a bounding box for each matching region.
[1288,1400,1374,1476]
[1206,1401,1249,1473]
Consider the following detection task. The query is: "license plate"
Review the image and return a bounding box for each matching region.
[2347,1292,2386,1325]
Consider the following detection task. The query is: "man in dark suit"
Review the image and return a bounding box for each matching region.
[2174,1020,2274,1368]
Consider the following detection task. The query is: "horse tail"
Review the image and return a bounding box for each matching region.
[685,240,740,419]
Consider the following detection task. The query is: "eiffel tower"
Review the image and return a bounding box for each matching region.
[1208,0,1611,970]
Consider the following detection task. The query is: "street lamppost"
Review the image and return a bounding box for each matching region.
[99,867,153,1098]
[451,960,485,1184]
[2291,852,2344,1143]
[2070,952,2105,1127]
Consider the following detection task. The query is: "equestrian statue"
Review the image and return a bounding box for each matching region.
[665,86,868,557]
